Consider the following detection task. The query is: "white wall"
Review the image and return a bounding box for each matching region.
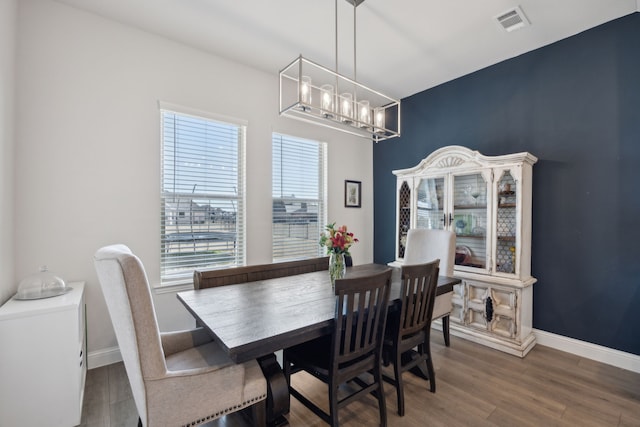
[16,0,374,364]
[0,0,17,306]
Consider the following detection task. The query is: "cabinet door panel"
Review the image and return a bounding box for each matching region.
[491,315,517,338]
[494,168,520,276]
[451,304,465,324]
[490,287,516,313]
[467,305,488,330]
[415,176,445,230]
[467,281,488,302]
[466,282,489,330]
[489,286,517,338]
[452,171,490,274]
[450,283,466,324]
[397,180,411,259]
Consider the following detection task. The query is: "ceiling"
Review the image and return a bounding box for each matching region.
[54,0,639,100]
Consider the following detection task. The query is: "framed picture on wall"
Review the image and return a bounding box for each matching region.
[345,180,361,208]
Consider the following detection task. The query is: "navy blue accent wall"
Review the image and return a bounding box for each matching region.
[373,13,640,355]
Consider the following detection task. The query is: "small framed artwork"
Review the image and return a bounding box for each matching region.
[345,180,361,208]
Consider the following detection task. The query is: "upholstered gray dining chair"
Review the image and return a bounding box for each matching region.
[94,244,267,427]
[403,228,456,346]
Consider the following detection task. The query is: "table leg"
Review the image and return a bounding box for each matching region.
[257,354,290,427]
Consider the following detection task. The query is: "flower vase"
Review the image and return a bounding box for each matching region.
[329,252,346,288]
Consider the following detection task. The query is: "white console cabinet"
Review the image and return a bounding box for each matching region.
[0,282,86,426]
[392,146,537,357]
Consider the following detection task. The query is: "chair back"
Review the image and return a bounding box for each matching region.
[194,256,329,289]
[398,260,440,339]
[332,269,392,370]
[404,228,455,276]
[94,244,166,427]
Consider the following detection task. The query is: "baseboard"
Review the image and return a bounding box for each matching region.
[433,322,640,373]
[89,329,640,374]
[87,346,122,369]
[534,329,640,374]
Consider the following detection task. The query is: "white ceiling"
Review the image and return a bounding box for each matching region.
[54,0,639,100]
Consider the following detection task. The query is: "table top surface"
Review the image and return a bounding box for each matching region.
[177,263,460,363]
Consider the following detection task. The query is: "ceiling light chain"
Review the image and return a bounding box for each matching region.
[352,0,356,82]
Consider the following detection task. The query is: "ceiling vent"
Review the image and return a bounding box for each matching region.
[495,6,530,32]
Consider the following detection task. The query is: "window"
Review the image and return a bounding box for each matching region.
[160,105,245,285]
[272,133,327,262]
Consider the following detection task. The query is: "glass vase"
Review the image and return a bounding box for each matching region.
[329,252,346,288]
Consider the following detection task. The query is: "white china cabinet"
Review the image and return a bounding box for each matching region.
[392,146,537,357]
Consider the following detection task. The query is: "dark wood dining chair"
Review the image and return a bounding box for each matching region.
[283,268,392,427]
[382,260,440,416]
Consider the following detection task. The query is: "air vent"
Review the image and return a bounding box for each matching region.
[495,6,530,32]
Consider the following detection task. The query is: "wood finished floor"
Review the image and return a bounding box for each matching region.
[78,335,640,427]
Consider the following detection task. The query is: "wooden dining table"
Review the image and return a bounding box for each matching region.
[177,263,460,426]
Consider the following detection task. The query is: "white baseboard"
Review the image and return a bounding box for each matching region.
[89,329,640,374]
[87,346,122,369]
[534,329,640,374]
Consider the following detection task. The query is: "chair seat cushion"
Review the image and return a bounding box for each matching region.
[165,340,236,372]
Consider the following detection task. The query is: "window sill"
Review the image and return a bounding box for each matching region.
[153,280,193,295]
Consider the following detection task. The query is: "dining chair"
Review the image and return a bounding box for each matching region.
[283,268,392,427]
[94,244,267,427]
[403,228,456,346]
[382,260,440,416]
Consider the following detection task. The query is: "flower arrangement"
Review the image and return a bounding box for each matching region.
[321,223,358,286]
[320,222,358,256]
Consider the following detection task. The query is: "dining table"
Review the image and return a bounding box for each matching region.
[177,263,461,426]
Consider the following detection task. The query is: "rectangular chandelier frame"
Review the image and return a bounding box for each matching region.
[279,56,401,142]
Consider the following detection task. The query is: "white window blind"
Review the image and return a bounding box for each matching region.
[272,133,327,262]
[161,107,245,285]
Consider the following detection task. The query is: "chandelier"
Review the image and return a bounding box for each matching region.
[279,0,400,142]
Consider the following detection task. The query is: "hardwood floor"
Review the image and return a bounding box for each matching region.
[78,335,640,427]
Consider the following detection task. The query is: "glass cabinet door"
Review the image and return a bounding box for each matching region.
[494,169,518,275]
[416,176,445,230]
[397,180,411,258]
[452,172,489,272]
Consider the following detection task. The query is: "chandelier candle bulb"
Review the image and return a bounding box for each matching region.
[374,107,385,132]
[358,100,371,127]
[340,92,353,123]
[321,84,335,117]
[300,76,312,108]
